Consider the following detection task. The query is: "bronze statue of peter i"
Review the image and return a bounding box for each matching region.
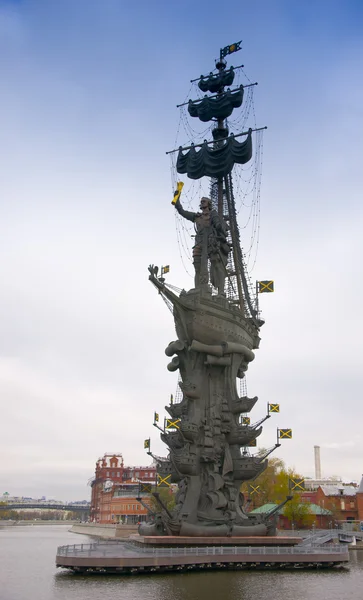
[174,196,230,295]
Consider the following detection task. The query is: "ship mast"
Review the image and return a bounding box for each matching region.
[168,41,264,321]
[211,46,258,320]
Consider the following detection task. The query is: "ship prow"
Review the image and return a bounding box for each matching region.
[148,267,260,350]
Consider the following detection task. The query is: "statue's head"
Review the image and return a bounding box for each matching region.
[200,197,212,210]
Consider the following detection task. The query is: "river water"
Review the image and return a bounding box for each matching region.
[1,525,363,600]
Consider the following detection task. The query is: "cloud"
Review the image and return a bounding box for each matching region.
[321,442,356,450]
[1,1,363,499]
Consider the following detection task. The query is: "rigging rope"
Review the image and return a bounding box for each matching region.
[168,66,264,288]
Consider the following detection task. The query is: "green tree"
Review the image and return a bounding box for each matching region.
[65,511,79,521]
[241,455,285,508]
[148,487,176,513]
[283,494,314,528]
[0,501,18,520]
[271,467,303,504]
[241,452,305,511]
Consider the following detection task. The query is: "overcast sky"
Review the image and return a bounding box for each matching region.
[1,0,362,501]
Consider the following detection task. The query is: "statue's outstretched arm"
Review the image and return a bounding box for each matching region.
[174,200,196,223]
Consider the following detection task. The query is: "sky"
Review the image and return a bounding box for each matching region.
[1,0,363,501]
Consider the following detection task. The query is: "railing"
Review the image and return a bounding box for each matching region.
[299,528,363,546]
[74,523,117,528]
[300,531,336,546]
[57,541,348,558]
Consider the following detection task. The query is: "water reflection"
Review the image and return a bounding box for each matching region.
[1,526,362,600]
[53,566,353,600]
[53,565,353,600]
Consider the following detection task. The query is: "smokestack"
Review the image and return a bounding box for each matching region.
[314,445,322,479]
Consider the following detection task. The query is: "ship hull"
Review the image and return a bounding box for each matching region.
[174,289,260,350]
[232,457,268,481]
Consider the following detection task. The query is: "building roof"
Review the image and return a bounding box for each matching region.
[250,503,276,514]
[126,465,156,470]
[319,485,357,496]
[304,478,342,490]
[250,503,332,516]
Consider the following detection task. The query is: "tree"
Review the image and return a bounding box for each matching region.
[148,487,176,513]
[283,494,314,528]
[0,502,18,520]
[271,466,303,504]
[241,455,285,508]
[65,511,79,521]
[241,452,305,511]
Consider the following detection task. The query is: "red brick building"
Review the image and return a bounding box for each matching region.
[89,453,156,524]
[300,490,318,504]
[357,478,363,520]
[315,485,358,523]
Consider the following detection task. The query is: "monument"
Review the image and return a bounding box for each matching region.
[140,42,287,538]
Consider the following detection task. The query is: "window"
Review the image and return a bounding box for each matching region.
[106,471,110,477]
[117,472,120,477]
[112,472,115,477]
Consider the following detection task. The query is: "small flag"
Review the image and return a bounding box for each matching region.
[172,181,184,205]
[248,439,257,447]
[279,429,292,439]
[157,473,171,488]
[258,280,274,293]
[139,482,152,494]
[248,484,260,495]
[221,41,242,58]
[144,438,150,449]
[269,403,280,413]
[165,418,181,430]
[242,417,251,425]
[154,412,159,423]
[161,265,170,275]
[289,478,305,492]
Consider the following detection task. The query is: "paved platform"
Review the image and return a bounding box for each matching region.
[56,539,349,574]
[131,534,302,546]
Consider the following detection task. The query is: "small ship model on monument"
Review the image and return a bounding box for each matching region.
[141,41,291,538]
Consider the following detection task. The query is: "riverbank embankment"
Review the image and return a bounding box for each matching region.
[70,522,138,539]
[0,520,77,527]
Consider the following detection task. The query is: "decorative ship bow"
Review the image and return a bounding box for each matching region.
[141,42,289,538]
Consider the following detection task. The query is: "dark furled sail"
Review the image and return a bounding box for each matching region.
[188,87,244,122]
[198,67,235,93]
[176,130,252,180]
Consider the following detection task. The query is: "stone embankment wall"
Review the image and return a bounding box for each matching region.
[0,520,77,527]
[71,522,139,539]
